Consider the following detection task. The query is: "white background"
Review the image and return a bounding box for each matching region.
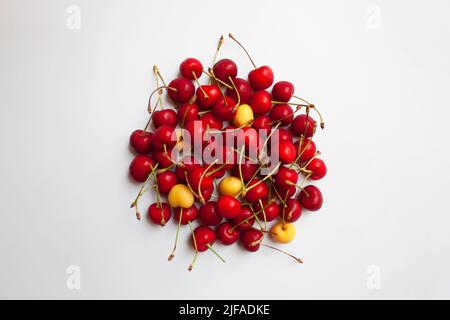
[1,0,450,299]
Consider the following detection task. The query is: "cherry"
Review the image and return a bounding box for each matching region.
[252,115,271,131]
[198,201,222,226]
[198,186,214,203]
[175,156,200,182]
[243,179,269,203]
[147,203,171,226]
[277,140,297,164]
[130,130,153,154]
[291,114,316,138]
[233,160,258,182]
[212,96,237,121]
[168,78,195,103]
[294,139,316,162]
[274,166,298,190]
[174,205,198,225]
[240,229,263,252]
[255,199,279,222]
[152,149,174,168]
[305,158,327,180]
[237,127,260,152]
[298,185,323,211]
[281,198,302,223]
[272,81,294,102]
[226,78,253,104]
[191,225,216,252]
[152,109,178,128]
[129,154,155,182]
[184,120,207,145]
[278,128,293,143]
[212,59,237,84]
[152,125,176,151]
[156,171,178,194]
[249,91,272,115]
[270,104,294,126]
[179,58,203,79]
[274,183,296,200]
[196,85,221,109]
[200,112,222,130]
[177,102,199,126]
[231,205,255,231]
[216,195,241,219]
[187,166,214,192]
[216,222,240,245]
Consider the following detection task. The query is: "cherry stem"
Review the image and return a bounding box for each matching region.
[153,65,163,110]
[130,163,159,220]
[203,68,233,89]
[258,199,268,231]
[259,122,281,160]
[205,162,227,177]
[228,77,241,110]
[212,34,224,67]
[148,86,176,114]
[188,221,198,272]
[193,71,208,98]
[261,243,303,263]
[206,244,225,263]
[168,208,183,261]
[153,65,167,87]
[198,159,218,203]
[228,33,257,69]
[271,100,309,107]
[184,171,200,199]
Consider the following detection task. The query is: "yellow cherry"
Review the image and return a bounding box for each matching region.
[233,104,254,127]
[168,184,194,208]
[218,176,243,197]
[271,222,296,244]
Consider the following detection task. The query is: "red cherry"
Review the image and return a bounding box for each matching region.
[152,125,176,151]
[274,166,298,190]
[200,112,222,131]
[196,85,221,109]
[174,205,198,225]
[152,149,174,168]
[156,171,178,194]
[248,66,274,90]
[240,229,263,252]
[179,58,203,79]
[177,102,199,125]
[130,130,153,154]
[249,90,272,115]
[129,155,155,182]
[255,200,279,222]
[212,59,237,84]
[252,115,271,131]
[198,201,222,226]
[231,205,255,231]
[305,158,327,180]
[216,222,240,245]
[187,166,214,192]
[226,78,253,104]
[198,186,214,203]
[184,120,207,145]
[291,114,316,138]
[278,128,293,143]
[216,195,241,219]
[191,225,216,252]
[147,202,171,226]
[212,96,237,121]
[168,78,195,103]
[237,127,260,152]
[298,185,323,211]
[244,179,268,203]
[278,140,297,164]
[274,183,296,200]
[232,161,258,182]
[272,81,294,102]
[175,156,200,182]
[270,104,294,126]
[281,199,302,223]
[152,109,178,128]
[294,139,316,162]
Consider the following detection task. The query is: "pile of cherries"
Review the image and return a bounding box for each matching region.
[128,34,326,270]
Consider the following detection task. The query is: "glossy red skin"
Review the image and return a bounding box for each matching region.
[281,199,302,223]
[244,179,269,203]
[232,161,258,182]
[226,78,253,104]
[147,202,171,226]
[187,166,214,192]
[179,58,203,79]
[291,114,316,138]
[274,166,298,190]
[152,109,178,128]
[130,130,153,154]
[184,120,207,145]
[200,112,222,131]
[273,183,296,200]
[212,96,237,121]
[198,187,214,203]
[156,171,178,194]
[192,225,216,252]
[174,205,198,225]
[231,205,255,231]
[272,81,294,102]
[152,149,173,168]
[204,144,236,172]
[129,155,155,182]
[152,125,176,151]
[198,201,222,226]
[216,195,241,219]
[248,66,274,90]
[175,156,200,182]
[270,104,294,126]
[196,85,221,109]
[213,59,238,84]
[249,90,272,115]
[278,128,293,143]
[240,229,263,252]
[305,158,327,180]
[252,115,271,131]
[278,140,297,164]
[255,200,279,222]
[216,222,240,245]
[298,185,323,211]
[237,127,260,152]
[294,139,316,162]
[168,78,195,103]
[177,102,199,126]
